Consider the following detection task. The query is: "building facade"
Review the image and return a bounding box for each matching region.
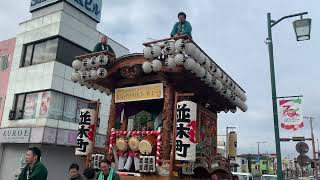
[0,1,129,180]
[0,38,16,124]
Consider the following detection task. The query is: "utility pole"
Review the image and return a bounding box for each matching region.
[304,117,319,179]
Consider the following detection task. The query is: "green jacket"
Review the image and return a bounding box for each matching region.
[18,161,48,180]
[170,20,192,37]
[93,42,115,56]
[97,170,120,180]
[70,175,84,180]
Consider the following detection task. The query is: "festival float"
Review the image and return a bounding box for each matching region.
[71,35,247,179]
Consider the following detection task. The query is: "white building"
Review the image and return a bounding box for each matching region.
[0,1,129,179]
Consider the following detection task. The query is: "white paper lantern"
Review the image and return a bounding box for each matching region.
[88,70,98,80]
[142,61,152,73]
[79,80,85,86]
[80,71,90,81]
[105,88,111,95]
[85,83,93,89]
[204,60,211,71]
[197,52,206,65]
[220,73,227,82]
[97,55,108,66]
[184,57,196,70]
[91,84,99,90]
[192,48,202,62]
[185,43,196,56]
[165,56,176,69]
[163,41,175,55]
[191,63,201,74]
[143,46,153,59]
[72,59,82,70]
[151,45,162,58]
[222,89,232,99]
[71,71,81,83]
[89,56,97,67]
[97,68,107,78]
[205,73,213,85]
[175,39,186,53]
[238,102,248,112]
[211,79,223,92]
[230,108,237,113]
[99,87,106,93]
[82,58,91,69]
[196,67,206,78]
[151,59,162,72]
[175,53,186,65]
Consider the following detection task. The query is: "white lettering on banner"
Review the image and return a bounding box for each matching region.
[175,101,197,161]
[29,0,102,22]
[75,109,97,156]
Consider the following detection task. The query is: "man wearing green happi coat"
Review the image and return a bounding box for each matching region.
[170,12,192,38]
[18,147,48,180]
[93,36,116,57]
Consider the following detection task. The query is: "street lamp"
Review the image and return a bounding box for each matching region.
[266,12,312,180]
[293,18,312,41]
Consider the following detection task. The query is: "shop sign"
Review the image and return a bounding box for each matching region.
[0,128,31,143]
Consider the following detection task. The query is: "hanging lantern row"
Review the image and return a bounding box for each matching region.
[142,39,247,112]
[70,54,111,95]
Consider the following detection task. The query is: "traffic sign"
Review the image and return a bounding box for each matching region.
[296,142,309,154]
[297,154,311,167]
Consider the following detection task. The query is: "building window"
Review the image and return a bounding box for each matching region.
[22,37,89,67]
[242,160,245,164]
[0,54,9,71]
[11,90,93,123]
[10,93,27,120]
[56,38,90,67]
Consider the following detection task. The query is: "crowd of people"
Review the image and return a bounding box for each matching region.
[17,147,120,180]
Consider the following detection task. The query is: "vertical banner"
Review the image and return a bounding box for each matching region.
[176,101,197,161]
[278,98,303,131]
[75,109,97,156]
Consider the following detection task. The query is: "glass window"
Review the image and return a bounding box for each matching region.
[63,95,77,122]
[23,92,39,119]
[0,55,9,71]
[40,91,50,117]
[23,45,33,67]
[32,39,58,65]
[22,38,88,67]
[12,94,26,119]
[47,91,65,120]
[56,38,90,67]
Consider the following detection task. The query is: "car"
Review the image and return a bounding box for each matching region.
[232,172,254,180]
[260,174,277,180]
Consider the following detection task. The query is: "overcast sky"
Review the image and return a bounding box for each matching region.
[1,0,319,158]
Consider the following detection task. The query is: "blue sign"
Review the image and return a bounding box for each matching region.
[30,0,102,22]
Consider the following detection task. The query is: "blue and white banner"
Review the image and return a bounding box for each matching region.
[30,0,102,22]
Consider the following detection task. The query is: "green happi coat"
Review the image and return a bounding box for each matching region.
[170,21,192,37]
[18,161,48,180]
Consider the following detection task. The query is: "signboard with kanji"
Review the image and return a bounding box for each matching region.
[175,101,197,161]
[75,108,97,156]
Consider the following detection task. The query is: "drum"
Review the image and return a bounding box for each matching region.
[116,137,128,151]
[139,135,156,155]
[128,136,140,151]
